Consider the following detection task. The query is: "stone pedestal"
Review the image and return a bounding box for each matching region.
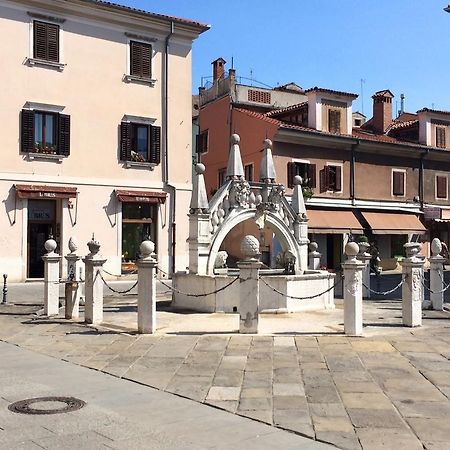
[238,235,262,334]
[342,242,365,336]
[401,243,424,327]
[42,239,61,316]
[308,242,322,270]
[64,253,82,319]
[357,243,372,299]
[429,238,445,311]
[137,240,157,334]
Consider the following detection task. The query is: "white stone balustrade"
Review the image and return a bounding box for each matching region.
[83,235,106,324]
[42,238,61,316]
[64,237,82,319]
[342,242,365,336]
[137,240,157,333]
[238,235,262,334]
[429,238,445,311]
[402,242,424,327]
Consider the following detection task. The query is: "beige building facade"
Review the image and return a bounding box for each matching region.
[0,0,208,281]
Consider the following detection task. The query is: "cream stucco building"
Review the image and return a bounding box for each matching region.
[0,0,208,281]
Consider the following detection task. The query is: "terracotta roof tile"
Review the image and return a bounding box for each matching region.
[304,86,358,99]
[234,108,281,126]
[417,107,450,116]
[265,102,307,117]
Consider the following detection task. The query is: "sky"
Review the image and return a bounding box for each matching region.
[120,1,450,115]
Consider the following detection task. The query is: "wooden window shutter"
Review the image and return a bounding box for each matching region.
[34,21,59,62]
[21,109,35,153]
[287,162,296,188]
[149,125,161,164]
[307,164,316,188]
[437,176,447,199]
[130,41,151,79]
[436,127,446,148]
[120,122,132,161]
[328,110,341,134]
[58,114,70,156]
[393,171,404,196]
[334,166,342,191]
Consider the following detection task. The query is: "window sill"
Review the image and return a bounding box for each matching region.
[26,152,65,163]
[26,58,66,71]
[123,74,156,87]
[125,161,156,170]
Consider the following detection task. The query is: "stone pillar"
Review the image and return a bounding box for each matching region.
[291,175,309,273]
[64,237,82,319]
[42,238,61,316]
[82,236,107,324]
[357,241,372,299]
[342,242,365,336]
[429,238,445,311]
[137,240,157,333]
[402,242,424,327]
[238,235,262,334]
[309,242,322,270]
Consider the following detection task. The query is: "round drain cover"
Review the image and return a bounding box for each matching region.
[8,396,86,415]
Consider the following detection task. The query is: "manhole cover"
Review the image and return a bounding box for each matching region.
[8,396,86,415]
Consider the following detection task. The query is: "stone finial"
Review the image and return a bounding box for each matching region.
[44,238,57,255]
[139,240,156,261]
[68,237,78,254]
[87,233,101,256]
[240,235,260,261]
[259,138,276,183]
[431,238,442,257]
[309,241,318,253]
[189,163,209,213]
[226,134,244,180]
[291,174,306,216]
[345,242,359,262]
[404,242,422,260]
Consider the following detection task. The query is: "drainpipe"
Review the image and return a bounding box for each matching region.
[164,21,176,276]
[419,149,428,210]
[350,140,359,206]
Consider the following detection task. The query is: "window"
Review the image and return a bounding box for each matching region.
[392,170,405,196]
[33,21,59,62]
[436,175,448,199]
[130,41,152,79]
[287,162,316,188]
[328,109,341,133]
[244,164,254,182]
[436,126,446,149]
[218,168,226,188]
[21,109,70,155]
[196,130,209,154]
[354,118,362,127]
[320,165,341,192]
[120,122,161,164]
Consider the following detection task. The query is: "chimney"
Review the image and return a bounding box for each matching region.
[372,90,394,133]
[212,57,226,82]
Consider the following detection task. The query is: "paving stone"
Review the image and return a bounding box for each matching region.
[312,416,354,433]
[406,417,450,442]
[240,387,272,398]
[238,397,272,411]
[356,428,423,450]
[351,340,395,353]
[273,367,302,383]
[238,409,273,424]
[422,370,450,387]
[334,380,382,394]
[340,392,393,410]
[326,356,365,372]
[347,408,407,429]
[394,400,450,418]
[309,402,348,418]
[274,337,295,347]
[315,431,361,450]
[206,386,241,401]
[305,386,341,404]
[273,395,308,410]
[212,369,244,387]
[273,383,305,396]
[218,355,247,370]
[205,399,238,413]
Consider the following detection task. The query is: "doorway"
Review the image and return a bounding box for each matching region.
[27,200,56,278]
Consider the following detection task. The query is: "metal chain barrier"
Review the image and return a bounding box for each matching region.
[362,275,406,296]
[98,272,138,294]
[102,267,138,277]
[421,271,450,295]
[259,274,343,301]
[159,274,239,298]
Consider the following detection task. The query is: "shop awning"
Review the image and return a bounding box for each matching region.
[307,209,364,234]
[115,189,166,204]
[361,212,426,234]
[15,184,77,199]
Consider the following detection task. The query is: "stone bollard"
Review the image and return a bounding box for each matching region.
[342,242,365,336]
[65,237,82,319]
[308,242,322,270]
[402,242,424,327]
[429,238,445,311]
[357,240,372,299]
[238,235,262,334]
[137,240,157,333]
[42,238,61,316]
[82,235,106,324]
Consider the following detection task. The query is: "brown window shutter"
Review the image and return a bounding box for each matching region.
[58,114,70,156]
[437,176,447,199]
[335,166,342,191]
[46,23,59,62]
[287,162,296,188]
[323,166,331,191]
[436,127,446,148]
[307,164,316,188]
[21,109,35,153]
[196,134,201,153]
[328,110,341,133]
[393,171,404,196]
[141,43,151,79]
[33,21,59,62]
[120,122,132,161]
[149,125,161,164]
[130,41,151,79]
[130,42,141,76]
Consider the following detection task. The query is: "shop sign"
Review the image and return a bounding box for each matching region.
[423,207,441,220]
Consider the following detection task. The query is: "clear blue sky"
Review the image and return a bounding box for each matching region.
[121,1,450,115]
